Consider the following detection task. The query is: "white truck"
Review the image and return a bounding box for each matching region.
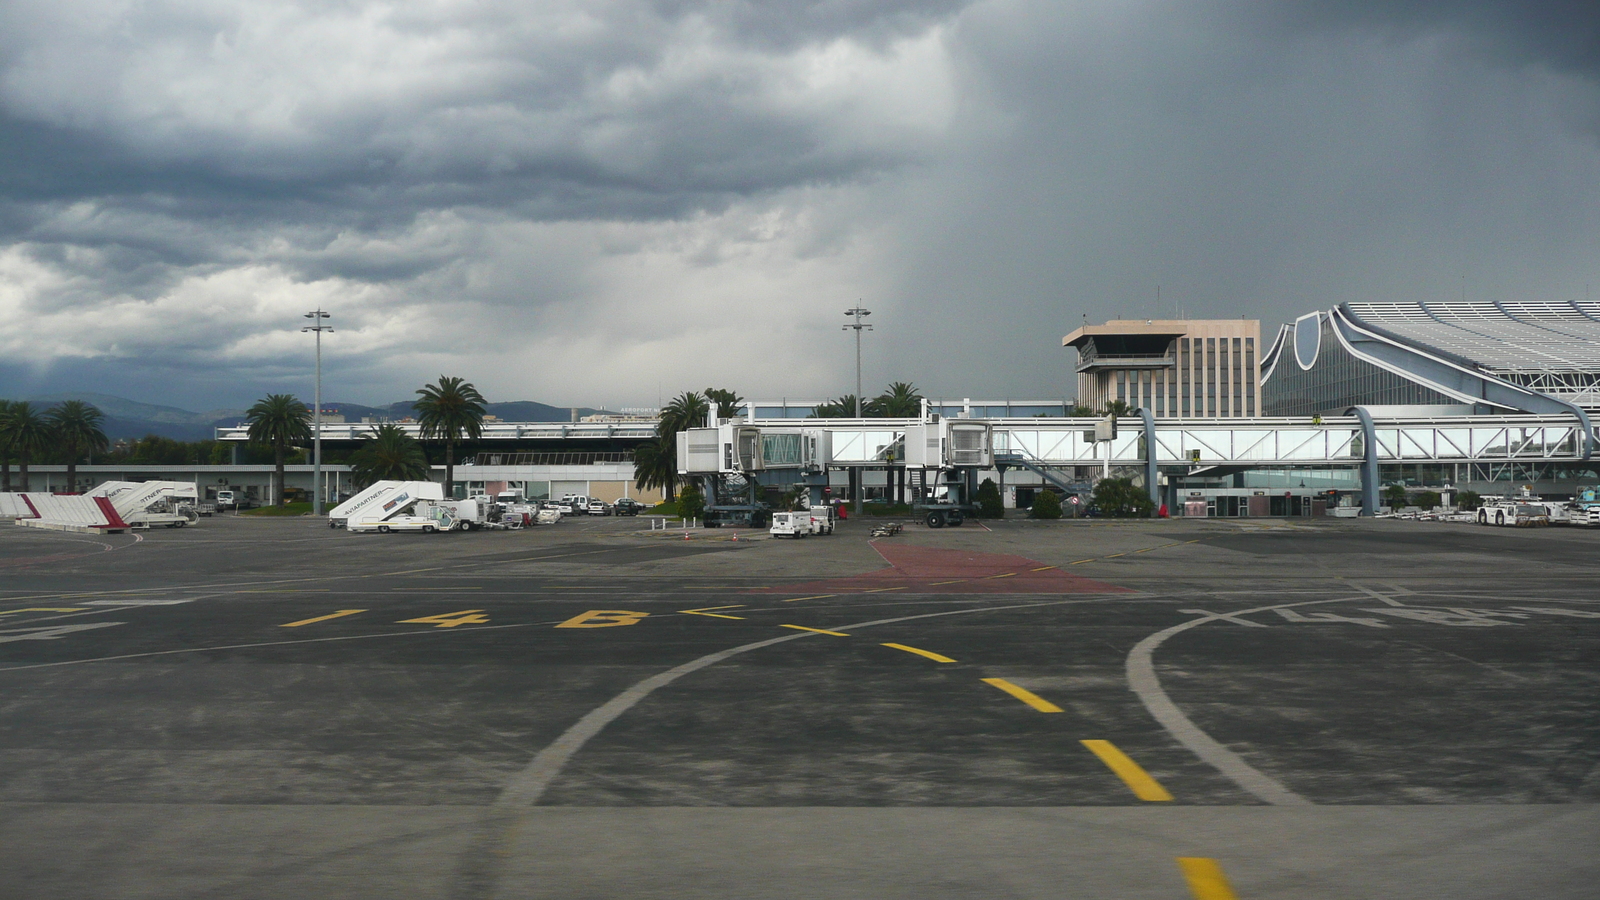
[769,510,812,538]
[808,505,836,535]
[329,481,444,529]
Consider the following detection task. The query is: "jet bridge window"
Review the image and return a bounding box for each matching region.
[761,433,803,467]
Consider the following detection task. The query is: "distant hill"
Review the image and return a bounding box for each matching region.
[13,393,617,442]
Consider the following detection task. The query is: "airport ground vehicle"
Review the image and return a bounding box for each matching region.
[1477,499,1551,526]
[769,510,811,537]
[808,505,836,535]
[348,512,448,534]
[612,498,644,516]
[328,481,444,529]
[1573,486,1600,526]
[215,490,253,510]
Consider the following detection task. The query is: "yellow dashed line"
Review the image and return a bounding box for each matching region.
[1069,559,1095,565]
[882,643,956,663]
[780,624,850,637]
[782,594,837,603]
[929,580,965,585]
[1177,858,1239,900]
[987,572,1017,579]
[980,678,1063,712]
[1080,740,1174,801]
[863,586,908,593]
[1030,566,1057,572]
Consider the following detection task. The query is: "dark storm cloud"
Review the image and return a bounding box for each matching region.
[2,1,1598,409]
[1243,2,1600,78]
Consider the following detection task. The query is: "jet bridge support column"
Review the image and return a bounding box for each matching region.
[1139,408,1159,506]
[1351,406,1379,517]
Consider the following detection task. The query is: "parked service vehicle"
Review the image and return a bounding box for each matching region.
[348,514,447,534]
[195,501,217,517]
[612,498,644,516]
[808,505,836,535]
[560,494,591,514]
[1477,499,1550,526]
[328,481,445,529]
[769,510,812,538]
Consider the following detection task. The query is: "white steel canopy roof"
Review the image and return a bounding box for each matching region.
[1343,301,1600,374]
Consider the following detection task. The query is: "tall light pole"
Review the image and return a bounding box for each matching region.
[302,309,333,515]
[843,304,872,514]
[843,304,872,417]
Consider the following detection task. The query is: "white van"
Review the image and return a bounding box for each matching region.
[769,510,811,538]
[808,505,836,535]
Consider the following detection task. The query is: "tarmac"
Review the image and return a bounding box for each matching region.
[1,511,1595,898]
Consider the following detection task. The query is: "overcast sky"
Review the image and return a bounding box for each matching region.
[2,1,1597,412]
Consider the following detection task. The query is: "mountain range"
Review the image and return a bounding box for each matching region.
[13,393,616,442]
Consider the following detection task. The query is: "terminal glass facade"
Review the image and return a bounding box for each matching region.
[1262,318,1455,416]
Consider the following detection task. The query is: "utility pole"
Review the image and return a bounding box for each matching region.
[302,309,333,515]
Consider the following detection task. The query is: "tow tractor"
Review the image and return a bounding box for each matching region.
[1573,486,1600,526]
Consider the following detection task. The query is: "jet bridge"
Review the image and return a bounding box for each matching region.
[677,411,1595,516]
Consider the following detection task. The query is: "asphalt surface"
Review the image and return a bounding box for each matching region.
[1,511,1596,899]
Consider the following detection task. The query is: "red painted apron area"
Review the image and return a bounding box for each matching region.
[752,544,1129,594]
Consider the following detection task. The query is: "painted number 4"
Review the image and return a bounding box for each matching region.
[398,610,490,628]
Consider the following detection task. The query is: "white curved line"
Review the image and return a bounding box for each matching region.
[1126,597,1374,806]
[493,598,1100,808]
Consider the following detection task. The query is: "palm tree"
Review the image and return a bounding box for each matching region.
[631,435,678,501]
[871,381,923,418]
[657,391,709,436]
[638,392,711,501]
[348,424,429,488]
[1101,399,1133,417]
[703,388,744,419]
[2,402,52,493]
[810,394,860,418]
[46,400,109,493]
[414,376,487,498]
[245,394,312,507]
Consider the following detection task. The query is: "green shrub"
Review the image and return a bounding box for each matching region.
[975,478,1004,519]
[1089,477,1154,518]
[677,484,706,521]
[1414,490,1441,511]
[1030,489,1062,519]
[242,502,313,517]
[1382,484,1408,508]
[1455,490,1480,511]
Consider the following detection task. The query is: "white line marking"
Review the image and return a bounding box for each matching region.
[491,598,1099,808]
[1124,598,1376,807]
[0,622,126,643]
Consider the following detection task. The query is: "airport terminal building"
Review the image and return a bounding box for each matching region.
[1261,301,1600,418]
